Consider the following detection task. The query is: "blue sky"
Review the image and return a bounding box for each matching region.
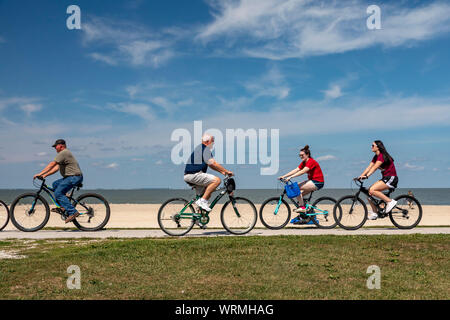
[1,0,450,189]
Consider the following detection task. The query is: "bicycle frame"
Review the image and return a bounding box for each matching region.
[31,178,86,215]
[353,179,390,215]
[177,180,238,221]
[275,181,329,217]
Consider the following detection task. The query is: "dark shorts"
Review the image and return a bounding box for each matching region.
[381,176,398,189]
[311,180,324,190]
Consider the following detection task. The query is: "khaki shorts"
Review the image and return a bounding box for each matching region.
[184,172,217,196]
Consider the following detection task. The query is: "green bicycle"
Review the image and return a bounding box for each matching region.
[259,178,338,229]
[158,176,257,236]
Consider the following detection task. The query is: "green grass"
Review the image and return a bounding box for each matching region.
[0,234,449,300]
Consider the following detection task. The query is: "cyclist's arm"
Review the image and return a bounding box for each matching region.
[365,161,382,178]
[34,161,59,179]
[289,167,309,179]
[280,167,300,179]
[360,162,374,178]
[208,159,232,176]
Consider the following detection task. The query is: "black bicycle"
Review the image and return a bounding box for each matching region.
[10,177,110,232]
[0,199,9,231]
[259,178,338,229]
[158,176,257,236]
[333,178,422,230]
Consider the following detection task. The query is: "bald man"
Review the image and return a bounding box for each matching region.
[184,134,233,212]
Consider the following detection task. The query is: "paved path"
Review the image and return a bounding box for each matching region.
[1,227,449,239]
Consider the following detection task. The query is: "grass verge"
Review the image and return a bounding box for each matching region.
[0,234,449,299]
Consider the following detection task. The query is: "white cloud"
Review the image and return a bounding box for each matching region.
[89,53,118,66]
[35,152,48,157]
[106,163,119,169]
[82,17,176,67]
[403,162,425,171]
[20,103,42,117]
[322,85,343,99]
[108,102,155,122]
[316,155,337,161]
[198,1,450,59]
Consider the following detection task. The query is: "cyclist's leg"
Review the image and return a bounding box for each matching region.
[368,180,391,205]
[296,180,317,207]
[52,178,63,191]
[54,176,83,216]
[184,173,220,201]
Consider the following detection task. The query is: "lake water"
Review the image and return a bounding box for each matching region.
[0,188,449,205]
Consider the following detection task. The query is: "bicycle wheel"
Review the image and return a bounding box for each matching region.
[311,197,338,229]
[72,193,111,231]
[389,195,423,229]
[221,197,257,235]
[259,197,291,229]
[333,196,368,230]
[0,200,9,231]
[158,198,195,236]
[10,193,50,232]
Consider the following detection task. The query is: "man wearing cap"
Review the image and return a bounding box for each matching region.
[33,139,83,223]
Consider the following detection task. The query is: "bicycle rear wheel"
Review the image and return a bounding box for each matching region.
[158,198,195,236]
[259,197,291,230]
[0,200,9,231]
[334,196,368,230]
[10,193,50,232]
[221,197,257,235]
[311,197,338,229]
[72,193,111,231]
[389,195,422,229]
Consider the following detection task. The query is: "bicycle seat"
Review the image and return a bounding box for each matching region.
[186,182,196,189]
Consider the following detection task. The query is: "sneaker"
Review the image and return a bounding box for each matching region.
[368,211,378,220]
[306,217,317,225]
[385,200,398,213]
[195,220,207,229]
[294,206,307,213]
[195,198,211,212]
[65,212,80,223]
[51,207,65,214]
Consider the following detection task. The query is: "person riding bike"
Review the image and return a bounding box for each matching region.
[184,134,233,212]
[278,145,325,224]
[33,139,83,223]
[358,140,398,220]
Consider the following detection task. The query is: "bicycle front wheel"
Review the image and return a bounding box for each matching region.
[158,198,195,236]
[389,195,422,229]
[221,197,257,235]
[0,200,10,231]
[334,196,368,230]
[72,193,111,231]
[311,197,338,229]
[259,197,291,229]
[10,193,50,232]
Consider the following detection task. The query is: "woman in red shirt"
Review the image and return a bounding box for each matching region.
[358,140,398,220]
[279,145,325,218]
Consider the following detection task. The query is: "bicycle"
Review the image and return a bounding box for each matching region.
[0,199,9,231]
[333,177,422,230]
[158,176,257,236]
[259,178,338,229]
[9,177,110,232]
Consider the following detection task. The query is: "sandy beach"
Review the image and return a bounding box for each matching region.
[3,204,449,231]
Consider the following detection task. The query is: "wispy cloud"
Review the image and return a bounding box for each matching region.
[197,0,450,59]
[322,85,343,99]
[316,155,338,161]
[81,17,177,67]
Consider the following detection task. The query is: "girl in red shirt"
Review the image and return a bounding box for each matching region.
[279,145,325,215]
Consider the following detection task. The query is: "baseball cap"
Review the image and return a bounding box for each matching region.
[52,139,66,148]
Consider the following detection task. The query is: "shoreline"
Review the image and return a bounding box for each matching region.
[3,204,449,231]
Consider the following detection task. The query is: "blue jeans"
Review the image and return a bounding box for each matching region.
[52,176,83,216]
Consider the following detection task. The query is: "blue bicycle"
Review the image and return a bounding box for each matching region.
[9,177,110,232]
[259,178,338,229]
